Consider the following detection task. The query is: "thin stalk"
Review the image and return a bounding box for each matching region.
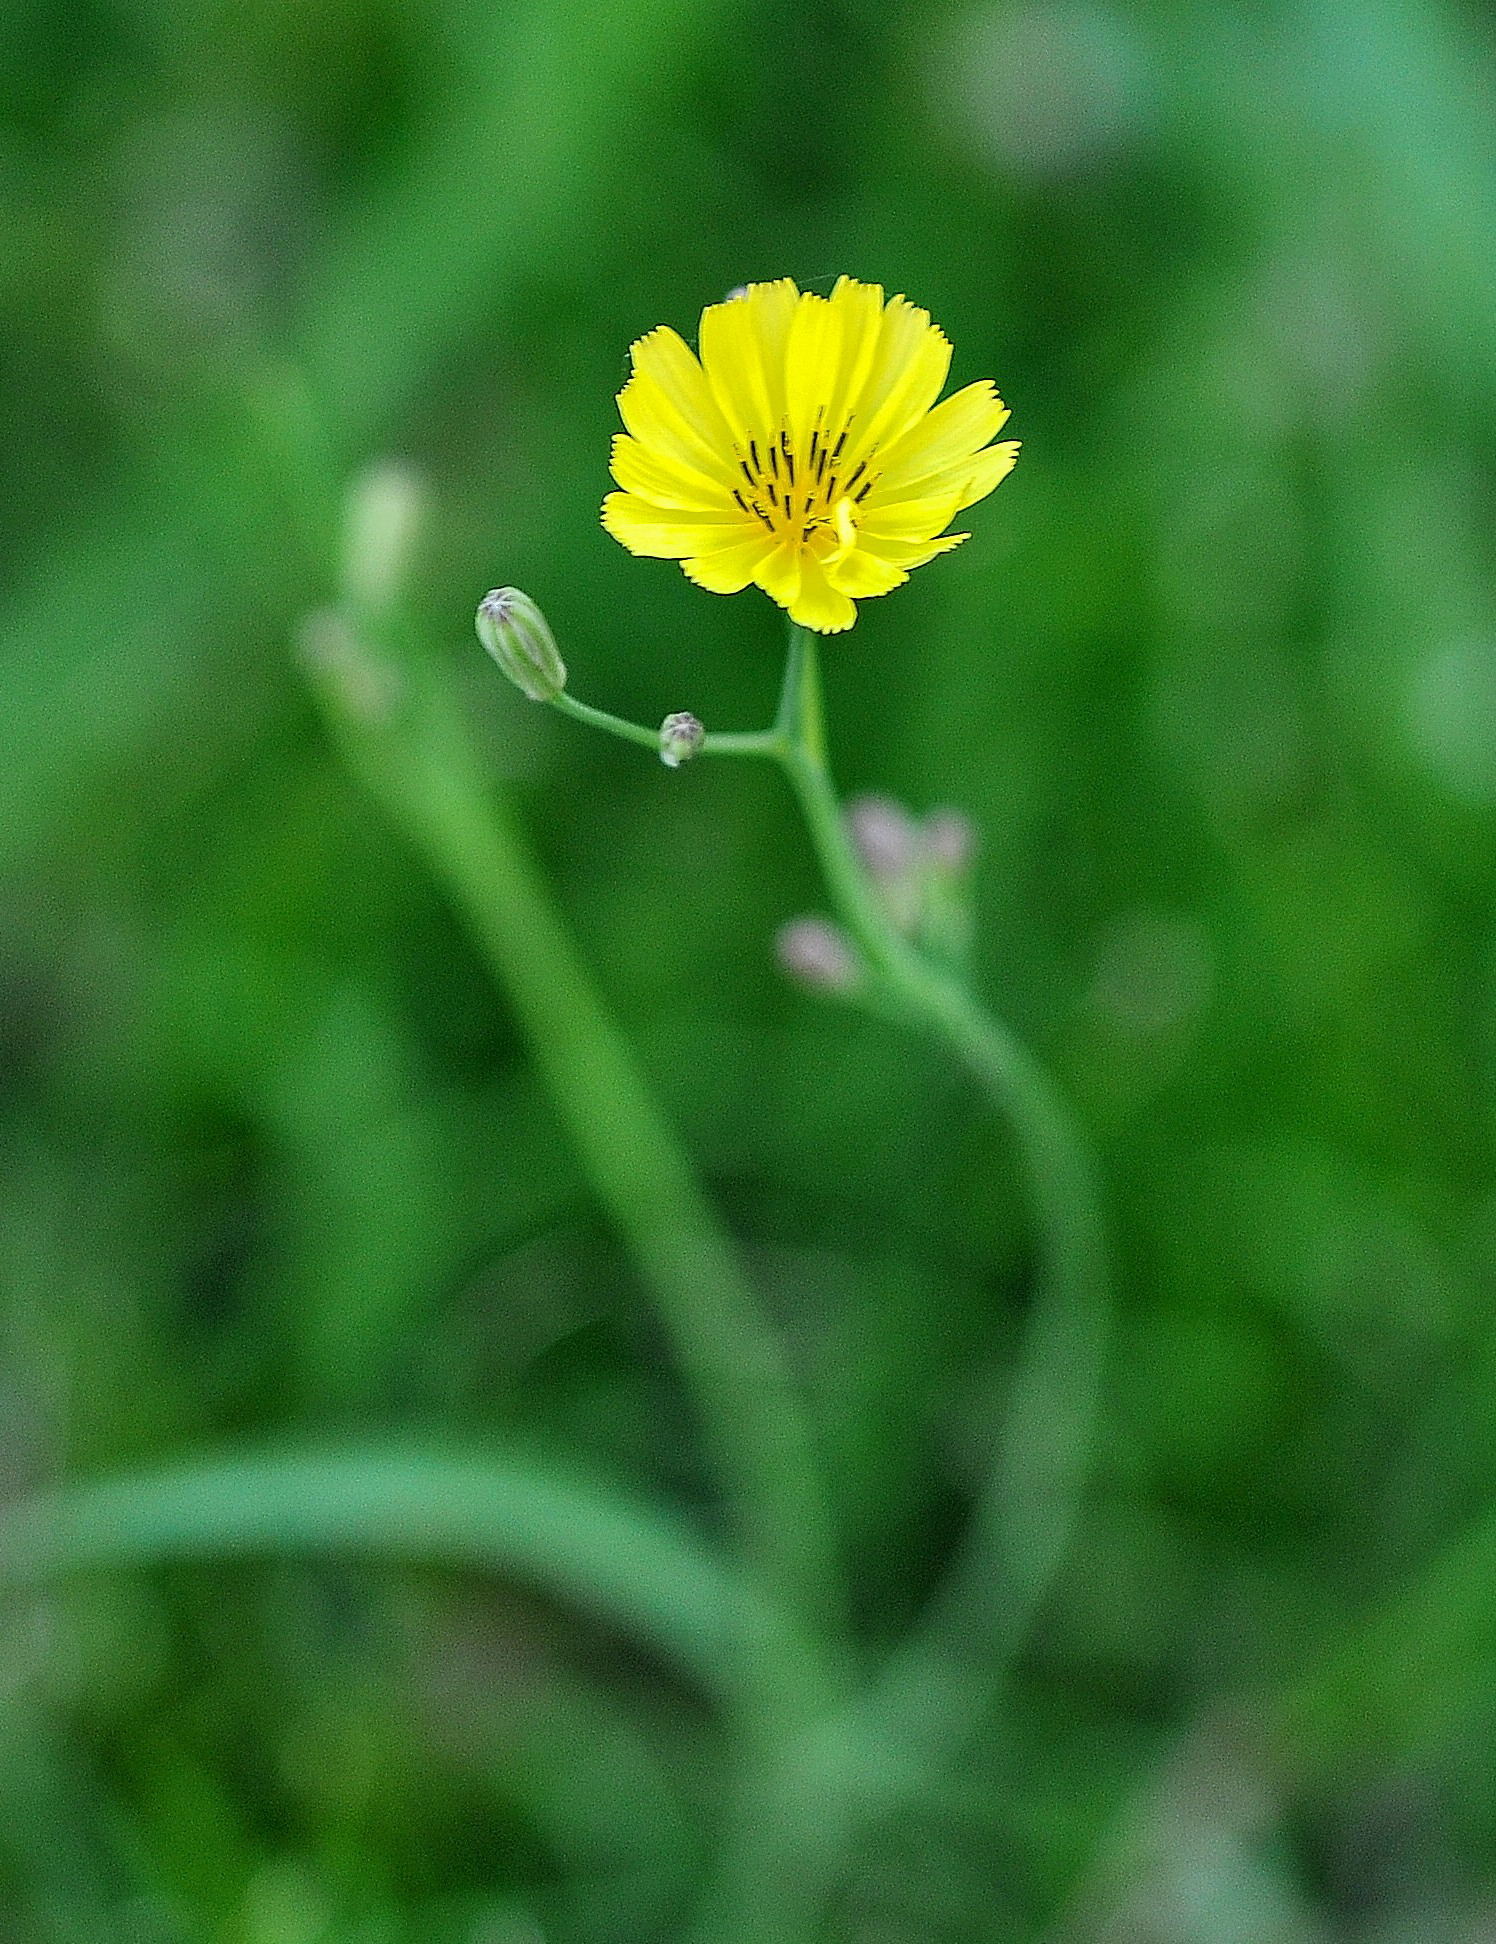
[300,609,846,1668]
[688,626,1110,1944]
[775,624,1109,1743]
[700,728,784,757]
[552,690,662,750]
[549,687,784,761]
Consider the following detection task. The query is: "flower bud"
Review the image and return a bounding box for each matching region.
[475,588,567,702]
[659,711,704,768]
[846,793,920,880]
[775,917,862,994]
[923,807,978,874]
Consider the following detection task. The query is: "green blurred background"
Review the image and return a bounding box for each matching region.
[7,0,1496,1937]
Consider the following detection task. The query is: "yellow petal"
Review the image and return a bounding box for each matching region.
[753,536,804,612]
[872,381,1011,495]
[822,277,885,439]
[618,336,740,489]
[602,491,755,560]
[824,545,908,599]
[681,530,778,594]
[610,433,737,512]
[953,439,1019,511]
[856,529,970,570]
[839,296,951,472]
[698,279,798,449]
[784,292,840,460]
[789,552,858,633]
[865,438,1020,518]
[857,487,966,542]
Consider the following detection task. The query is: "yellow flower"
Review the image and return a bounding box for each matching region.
[601,277,1019,634]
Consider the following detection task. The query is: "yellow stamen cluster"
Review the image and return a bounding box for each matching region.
[601,277,1019,634]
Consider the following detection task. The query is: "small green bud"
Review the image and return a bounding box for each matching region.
[475,588,567,702]
[659,711,704,768]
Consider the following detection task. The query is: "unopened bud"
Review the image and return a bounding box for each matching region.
[475,588,567,702]
[923,807,978,874]
[775,917,861,994]
[846,794,920,880]
[659,711,704,768]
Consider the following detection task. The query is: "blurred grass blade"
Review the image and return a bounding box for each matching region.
[0,1449,810,1720]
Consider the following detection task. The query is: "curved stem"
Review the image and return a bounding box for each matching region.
[0,1451,829,1727]
[690,626,1111,1944]
[551,689,662,751]
[775,625,1109,1732]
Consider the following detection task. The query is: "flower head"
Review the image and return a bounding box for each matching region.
[601,277,1019,634]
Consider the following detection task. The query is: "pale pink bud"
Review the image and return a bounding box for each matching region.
[658,711,704,768]
[774,917,861,994]
[924,807,978,873]
[846,794,919,880]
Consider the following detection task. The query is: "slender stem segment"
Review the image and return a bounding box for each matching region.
[773,624,1109,1742]
[517,615,1106,1941]
[680,626,1110,1944]
[552,689,663,750]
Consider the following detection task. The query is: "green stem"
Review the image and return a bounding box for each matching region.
[688,625,1111,1944]
[550,686,784,761]
[523,625,1104,1721]
[701,728,784,757]
[300,610,846,1670]
[551,689,662,751]
[775,624,1109,1730]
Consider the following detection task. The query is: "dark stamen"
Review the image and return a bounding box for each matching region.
[769,444,780,478]
[831,430,848,461]
[855,479,874,502]
[749,437,761,473]
[740,458,756,487]
[732,488,749,512]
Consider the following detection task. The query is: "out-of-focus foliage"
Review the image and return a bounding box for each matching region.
[5,0,1496,1938]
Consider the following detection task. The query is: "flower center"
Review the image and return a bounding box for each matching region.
[730,419,878,548]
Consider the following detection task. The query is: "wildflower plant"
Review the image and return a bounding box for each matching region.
[471,279,1110,1933]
